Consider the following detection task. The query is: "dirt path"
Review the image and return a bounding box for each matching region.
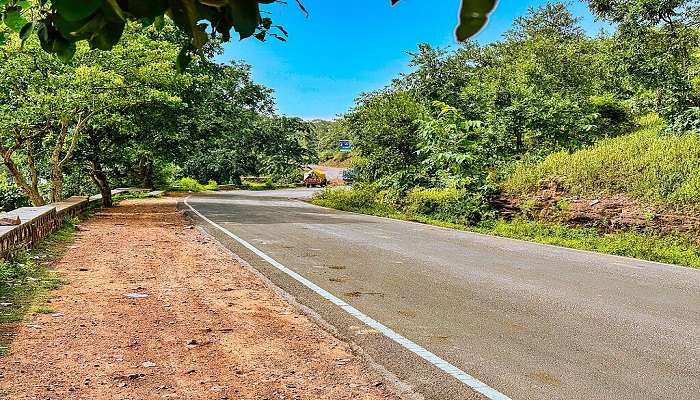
[0,197,398,399]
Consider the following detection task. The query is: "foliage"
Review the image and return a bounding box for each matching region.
[311,186,399,217]
[0,21,307,205]
[171,177,217,192]
[312,118,354,163]
[404,187,494,224]
[0,1,495,69]
[0,172,29,211]
[587,0,700,125]
[504,115,700,208]
[348,90,426,187]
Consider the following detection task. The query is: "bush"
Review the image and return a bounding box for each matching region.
[172,177,218,192]
[0,173,30,211]
[403,187,494,224]
[504,115,700,208]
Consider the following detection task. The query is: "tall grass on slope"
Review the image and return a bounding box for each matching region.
[505,115,700,208]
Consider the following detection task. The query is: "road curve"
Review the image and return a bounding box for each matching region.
[183,189,700,400]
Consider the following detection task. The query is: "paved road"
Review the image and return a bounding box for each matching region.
[184,189,700,400]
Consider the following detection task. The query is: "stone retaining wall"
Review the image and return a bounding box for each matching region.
[0,188,136,259]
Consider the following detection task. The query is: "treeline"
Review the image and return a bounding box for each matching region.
[0,22,316,208]
[325,1,700,223]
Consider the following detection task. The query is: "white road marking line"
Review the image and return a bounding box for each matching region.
[183,196,511,400]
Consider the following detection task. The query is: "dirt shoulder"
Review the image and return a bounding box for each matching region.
[0,197,398,399]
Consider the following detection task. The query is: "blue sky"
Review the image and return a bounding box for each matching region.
[217,1,609,120]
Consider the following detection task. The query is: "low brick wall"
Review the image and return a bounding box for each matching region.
[0,188,136,259]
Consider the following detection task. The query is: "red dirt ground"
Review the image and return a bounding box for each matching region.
[0,197,398,399]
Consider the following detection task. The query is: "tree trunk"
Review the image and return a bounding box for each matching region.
[49,123,68,203]
[89,160,112,207]
[50,167,63,204]
[140,156,154,189]
[3,153,45,206]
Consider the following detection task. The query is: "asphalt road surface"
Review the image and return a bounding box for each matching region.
[183,189,700,400]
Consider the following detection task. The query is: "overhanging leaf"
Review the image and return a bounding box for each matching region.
[455,0,497,41]
[3,9,27,32]
[53,0,103,22]
[228,0,260,40]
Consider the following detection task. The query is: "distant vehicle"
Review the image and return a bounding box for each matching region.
[341,169,356,184]
[303,170,327,187]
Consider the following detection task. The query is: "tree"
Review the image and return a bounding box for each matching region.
[588,0,700,126]
[0,23,186,206]
[347,90,425,187]
[0,1,498,68]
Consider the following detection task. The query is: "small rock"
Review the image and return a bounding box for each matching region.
[127,373,144,380]
[27,324,42,329]
[0,303,12,307]
[142,361,157,368]
[124,293,149,299]
[51,313,64,318]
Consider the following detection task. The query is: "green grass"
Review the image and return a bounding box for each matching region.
[311,188,700,269]
[0,220,77,354]
[112,190,164,203]
[504,115,700,209]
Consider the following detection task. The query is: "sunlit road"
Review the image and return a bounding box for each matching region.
[184,188,700,400]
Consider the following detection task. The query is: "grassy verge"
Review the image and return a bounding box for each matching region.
[504,115,700,209]
[0,219,78,355]
[112,190,164,203]
[311,189,700,269]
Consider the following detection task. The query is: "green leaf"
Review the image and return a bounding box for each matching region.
[53,0,103,22]
[455,0,497,41]
[167,0,198,36]
[229,0,260,40]
[55,14,105,40]
[127,0,168,19]
[19,21,34,41]
[154,15,165,30]
[87,20,124,50]
[4,9,27,32]
[101,0,125,22]
[0,31,5,46]
[54,38,76,62]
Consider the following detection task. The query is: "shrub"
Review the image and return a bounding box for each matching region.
[172,177,218,192]
[311,185,402,217]
[0,183,30,211]
[403,187,494,225]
